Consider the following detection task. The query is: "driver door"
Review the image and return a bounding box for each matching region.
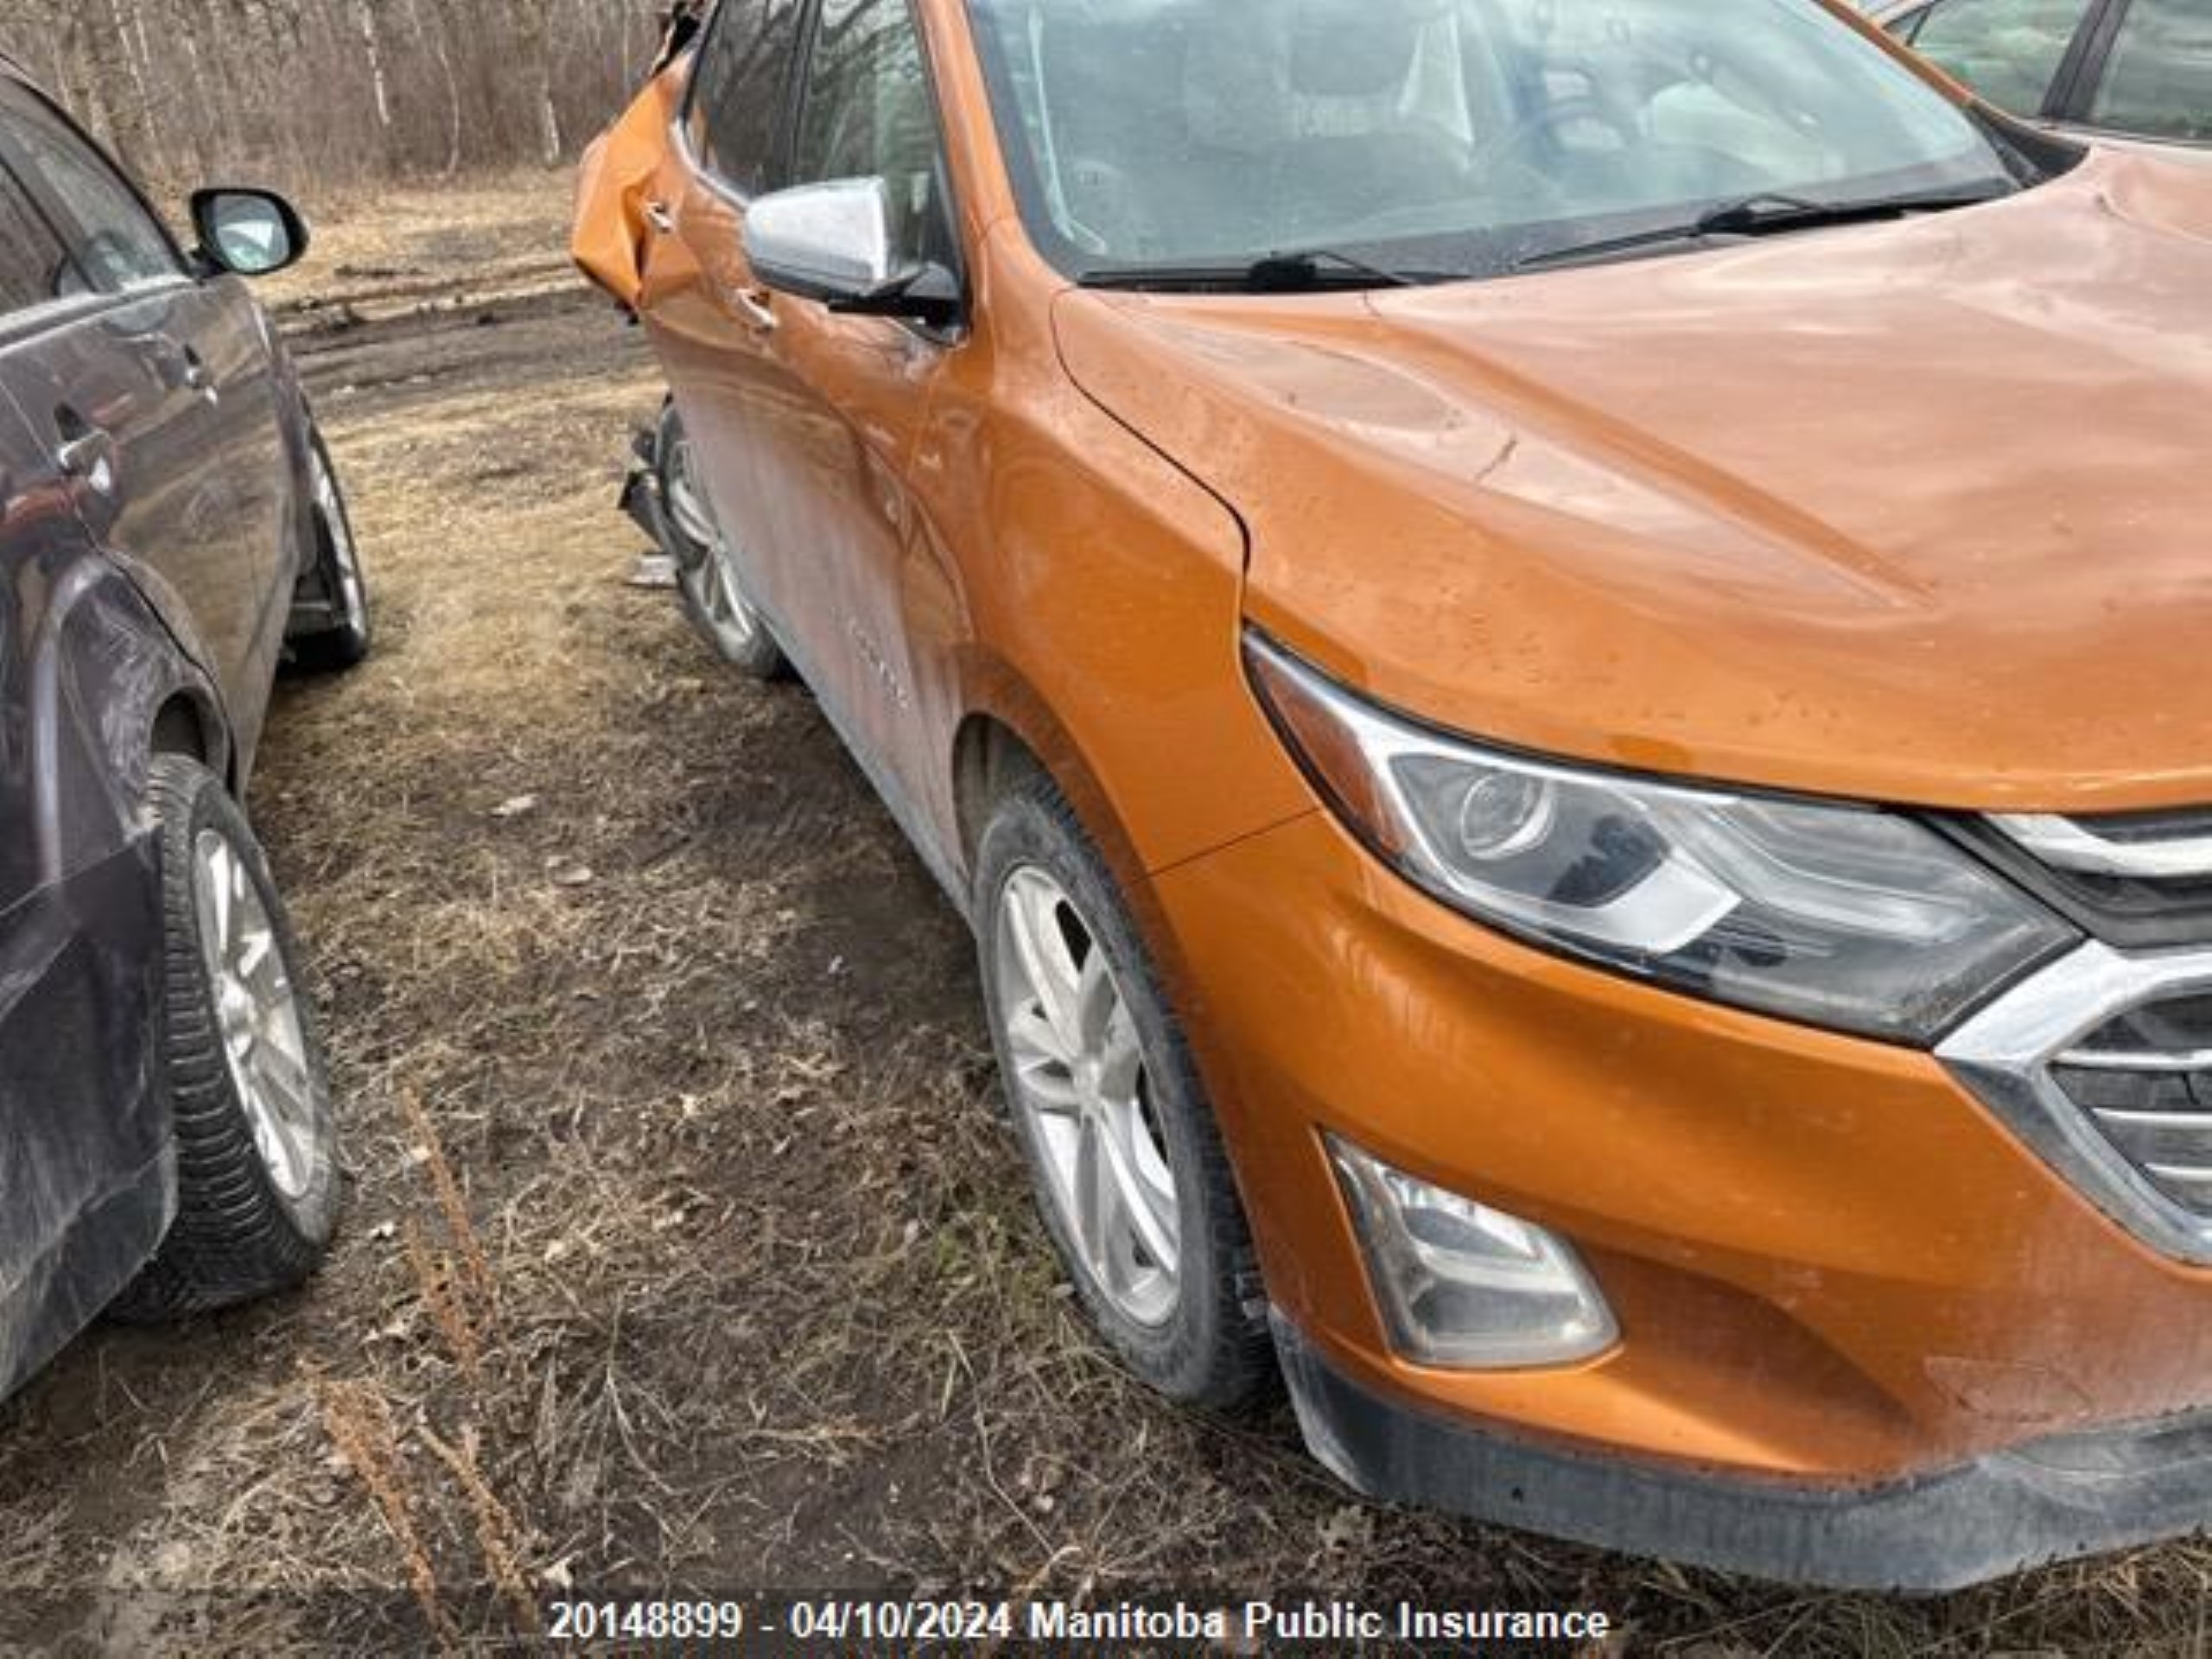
[650,0,963,840]
[730,0,963,804]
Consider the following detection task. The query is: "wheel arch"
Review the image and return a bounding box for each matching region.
[149,687,232,787]
[948,654,1147,894]
[952,711,1042,870]
[22,553,237,892]
[946,662,1201,1009]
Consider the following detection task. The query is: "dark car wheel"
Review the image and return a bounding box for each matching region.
[976,768,1273,1410]
[112,756,340,1321]
[653,401,790,681]
[285,432,373,674]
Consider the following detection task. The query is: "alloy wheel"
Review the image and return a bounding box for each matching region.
[192,829,319,1201]
[312,448,369,641]
[995,866,1183,1327]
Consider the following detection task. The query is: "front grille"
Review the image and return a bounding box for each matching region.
[1939,810,2212,1255]
[1941,944,2212,1265]
[2052,994,2212,1216]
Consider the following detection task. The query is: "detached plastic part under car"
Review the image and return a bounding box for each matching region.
[620,416,670,550]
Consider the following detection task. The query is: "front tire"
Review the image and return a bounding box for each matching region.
[976,771,1272,1409]
[113,756,341,1321]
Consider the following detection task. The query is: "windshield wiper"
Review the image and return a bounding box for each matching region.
[1077,248,1441,293]
[1512,185,2014,275]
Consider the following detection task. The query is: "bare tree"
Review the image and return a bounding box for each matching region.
[515,0,562,167]
[81,0,151,170]
[355,0,392,134]
[0,0,668,191]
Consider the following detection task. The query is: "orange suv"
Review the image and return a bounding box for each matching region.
[578,0,2212,1589]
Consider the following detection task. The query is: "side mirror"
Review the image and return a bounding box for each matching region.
[190,188,310,278]
[742,177,960,329]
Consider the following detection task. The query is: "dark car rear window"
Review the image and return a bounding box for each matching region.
[0,159,77,321]
[0,78,180,294]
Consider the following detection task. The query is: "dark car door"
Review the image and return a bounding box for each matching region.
[0,162,172,1397]
[0,76,294,763]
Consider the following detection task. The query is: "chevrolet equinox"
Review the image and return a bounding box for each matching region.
[576,0,2212,1588]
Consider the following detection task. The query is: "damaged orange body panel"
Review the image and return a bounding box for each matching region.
[573,62,690,310]
[585,0,2212,1589]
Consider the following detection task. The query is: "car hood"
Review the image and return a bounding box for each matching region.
[2071,130,2212,169]
[1051,149,2212,813]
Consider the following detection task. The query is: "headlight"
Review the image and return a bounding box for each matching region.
[1247,632,2075,1045]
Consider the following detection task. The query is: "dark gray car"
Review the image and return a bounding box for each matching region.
[0,60,371,1401]
[1866,0,2211,157]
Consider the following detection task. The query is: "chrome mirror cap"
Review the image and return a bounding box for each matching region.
[743,177,899,302]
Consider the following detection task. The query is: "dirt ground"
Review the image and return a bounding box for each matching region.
[0,171,2205,1656]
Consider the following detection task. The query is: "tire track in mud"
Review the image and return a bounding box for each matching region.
[287,281,635,420]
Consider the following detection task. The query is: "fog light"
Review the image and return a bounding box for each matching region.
[1329,1137,1618,1370]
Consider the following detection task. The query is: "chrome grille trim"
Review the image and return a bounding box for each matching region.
[2056,1046,2212,1073]
[1991,813,2212,880]
[2096,1108,2212,1130]
[1939,940,2212,1265]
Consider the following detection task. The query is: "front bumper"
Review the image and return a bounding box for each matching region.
[1276,1313,2212,1592]
[1151,810,2212,1583]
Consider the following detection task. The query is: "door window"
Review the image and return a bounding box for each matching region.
[0,162,80,320]
[688,0,810,195]
[792,0,952,267]
[1908,0,2088,113]
[2088,0,2212,141]
[0,80,180,295]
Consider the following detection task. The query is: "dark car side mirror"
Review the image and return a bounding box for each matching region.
[190,188,311,278]
[742,177,959,329]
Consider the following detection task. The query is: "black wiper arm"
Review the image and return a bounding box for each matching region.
[1693,186,2014,237]
[1512,185,2012,275]
[1078,247,1437,293]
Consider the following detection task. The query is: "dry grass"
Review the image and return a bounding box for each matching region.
[0,173,2206,1654]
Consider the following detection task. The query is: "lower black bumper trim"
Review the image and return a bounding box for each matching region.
[1274,1313,2212,1592]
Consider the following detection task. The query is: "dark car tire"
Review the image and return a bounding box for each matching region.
[285,432,373,675]
[976,769,1274,1411]
[652,401,791,682]
[111,756,341,1322]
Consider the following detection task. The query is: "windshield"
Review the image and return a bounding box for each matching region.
[965,0,2035,282]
